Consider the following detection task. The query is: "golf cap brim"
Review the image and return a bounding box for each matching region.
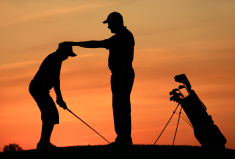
[103,19,108,24]
[65,45,77,57]
[69,51,77,57]
[58,44,77,57]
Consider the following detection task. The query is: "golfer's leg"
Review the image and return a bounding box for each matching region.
[111,76,133,144]
[116,70,134,143]
[112,92,132,143]
[111,74,123,141]
[36,93,59,147]
[40,122,54,143]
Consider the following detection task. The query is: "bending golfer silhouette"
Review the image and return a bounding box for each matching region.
[61,12,135,145]
[29,44,76,150]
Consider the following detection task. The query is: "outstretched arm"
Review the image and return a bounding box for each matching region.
[62,41,105,48]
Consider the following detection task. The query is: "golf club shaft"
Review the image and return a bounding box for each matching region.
[66,108,110,144]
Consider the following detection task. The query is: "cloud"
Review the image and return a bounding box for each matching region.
[0,60,40,69]
[0,0,137,28]
[0,60,40,81]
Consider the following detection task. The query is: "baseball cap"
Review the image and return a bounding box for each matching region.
[103,12,123,24]
[57,43,77,57]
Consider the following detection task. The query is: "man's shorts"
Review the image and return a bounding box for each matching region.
[29,87,59,124]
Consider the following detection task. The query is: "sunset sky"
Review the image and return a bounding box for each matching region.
[0,0,235,150]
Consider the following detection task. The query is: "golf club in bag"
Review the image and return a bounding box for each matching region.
[170,74,227,148]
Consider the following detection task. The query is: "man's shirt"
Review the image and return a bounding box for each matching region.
[103,27,135,73]
[31,52,62,91]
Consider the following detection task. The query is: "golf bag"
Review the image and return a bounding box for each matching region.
[170,74,227,148]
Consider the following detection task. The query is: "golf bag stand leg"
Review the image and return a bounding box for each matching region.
[154,104,180,145]
[173,106,182,145]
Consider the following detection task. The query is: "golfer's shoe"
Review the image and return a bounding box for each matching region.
[108,138,133,146]
[37,141,57,150]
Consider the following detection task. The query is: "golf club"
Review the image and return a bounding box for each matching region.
[170,88,184,98]
[66,108,110,144]
[178,85,186,89]
[174,74,191,93]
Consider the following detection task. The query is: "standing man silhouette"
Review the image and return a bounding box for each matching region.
[62,12,135,145]
[29,44,76,150]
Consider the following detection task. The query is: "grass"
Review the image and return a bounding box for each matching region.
[0,145,234,159]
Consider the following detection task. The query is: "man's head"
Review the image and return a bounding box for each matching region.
[103,12,124,33]
[56,44,77,60]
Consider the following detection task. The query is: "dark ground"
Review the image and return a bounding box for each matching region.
[0,145,234,159]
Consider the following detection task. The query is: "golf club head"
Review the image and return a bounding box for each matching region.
[174,74,191,91]
[169,88,180,95]
[178,85,186,89]
[170,88,184,97]
[170,93,182,103]
[170,91,183,98]
[178,85,189,97]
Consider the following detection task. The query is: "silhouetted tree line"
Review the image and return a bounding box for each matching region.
[2,143,23,152]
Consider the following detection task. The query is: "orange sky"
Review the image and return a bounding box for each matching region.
[0,0,235,150]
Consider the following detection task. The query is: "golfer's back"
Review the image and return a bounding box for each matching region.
[30,53,62,91]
